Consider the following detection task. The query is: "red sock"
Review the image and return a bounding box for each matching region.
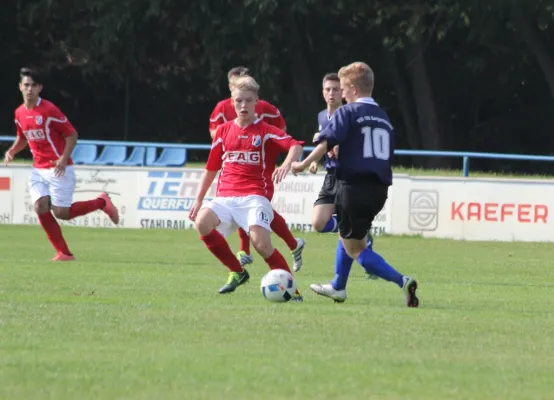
[238,228,250,254]
[38,212,72,255]
[271,211,297,251]
[264,249,291,273]
[201,230,243,273]
[69,198,105,220]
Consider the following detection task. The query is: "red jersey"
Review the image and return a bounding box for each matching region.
[15,98,76,169]
[209,98,286,132]
[206,119,304,200]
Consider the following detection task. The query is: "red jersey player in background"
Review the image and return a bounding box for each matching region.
[190,76,305,299]
[3,67,120,261]
[208,66,305,272]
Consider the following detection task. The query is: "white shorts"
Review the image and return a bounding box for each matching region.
[203,195,274,238]
[29,166,76,208]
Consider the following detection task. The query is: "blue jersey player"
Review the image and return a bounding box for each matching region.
[309,73,341,233]
[292,62,419,307]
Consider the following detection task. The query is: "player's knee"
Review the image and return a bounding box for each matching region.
[52,207,70,220]
[341,239,366,259]
[312,217,327,232]
[195,209,218,236]
[195,218,213,237]
[34,197,50,215]
[312,204,334,232]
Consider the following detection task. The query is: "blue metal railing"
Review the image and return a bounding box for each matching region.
[2,135,553,177]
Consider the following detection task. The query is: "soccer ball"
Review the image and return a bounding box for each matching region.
[260,269,297,303]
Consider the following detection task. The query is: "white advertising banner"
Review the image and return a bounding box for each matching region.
[391,175,554,242]
[133,169,392,235]
[9,166,138,229]
[1,166,392,236]
[135,169,215,230]
[12,164,554,242]
[0,169,12,224]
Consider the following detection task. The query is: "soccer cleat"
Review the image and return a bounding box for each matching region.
[402,276,419,307]
[218,269,250,294]
[291,238,305,272]
[290,289,304,302]
[98,192,119,225]
[310,283,346,303]
[236,251,254,267]
[51,252,76,261]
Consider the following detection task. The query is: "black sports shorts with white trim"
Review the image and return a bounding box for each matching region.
[334,178,388,240]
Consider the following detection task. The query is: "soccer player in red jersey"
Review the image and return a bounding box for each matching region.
[190,76,305,298]
[3,67,120,261]
[209,66,286,138]
[208,67,305,271]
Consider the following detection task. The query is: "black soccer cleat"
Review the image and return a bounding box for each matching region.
[218,269,250,294]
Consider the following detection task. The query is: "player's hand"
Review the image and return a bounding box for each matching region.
[308,161,318,174]
[188,200,202,222]
[312,132,320,143]
[51,158,68,177]
[291,161,306,176]
[3,150,14,166]
[272,163,291,184]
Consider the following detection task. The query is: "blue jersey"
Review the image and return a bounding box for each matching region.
[317,109,337,170]
[316,97,394,186]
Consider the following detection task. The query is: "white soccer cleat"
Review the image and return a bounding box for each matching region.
[310,283,346,303]
[402,276,419,308]
[291,238,305,272]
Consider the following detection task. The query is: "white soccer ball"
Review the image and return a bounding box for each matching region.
[260,269,297,303]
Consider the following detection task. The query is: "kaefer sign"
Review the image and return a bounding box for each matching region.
[451,202,548,223]
[391,175,554,242]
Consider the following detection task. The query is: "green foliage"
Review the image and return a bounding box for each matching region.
[2,0,554,171]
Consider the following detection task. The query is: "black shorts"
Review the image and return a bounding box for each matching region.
[335,179,388,240]
[314,169,337,206]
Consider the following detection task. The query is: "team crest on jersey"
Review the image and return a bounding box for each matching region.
[252,135,261,147]
[35,116,43,125]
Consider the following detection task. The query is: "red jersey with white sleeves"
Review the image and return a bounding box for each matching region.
[206,119,304,200]
[209,98,286,132]
[14,98,76,169]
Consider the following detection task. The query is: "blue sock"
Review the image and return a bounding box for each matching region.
[331,239,354,290]
[320,215,338,233]
[357,248,404,287]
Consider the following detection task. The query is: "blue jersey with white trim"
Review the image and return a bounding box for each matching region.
[316,97,394,186]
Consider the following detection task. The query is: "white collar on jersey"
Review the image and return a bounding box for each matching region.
[234,117,262,127]
[355,97,378,106]
[36,97,42,106]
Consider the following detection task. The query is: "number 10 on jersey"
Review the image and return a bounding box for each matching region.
[361,127,390,160]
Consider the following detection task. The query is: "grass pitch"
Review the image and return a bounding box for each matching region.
[1,225,553,400]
